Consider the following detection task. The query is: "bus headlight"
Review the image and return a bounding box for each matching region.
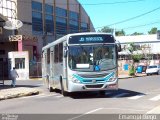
[109,72,117,82]
[72,78,81,83]
[69,75,81,83]
[109,77,117,82]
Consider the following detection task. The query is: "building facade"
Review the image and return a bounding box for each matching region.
[0,0,95,79]
[116,34,160,72]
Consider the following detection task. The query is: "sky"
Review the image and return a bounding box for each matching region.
[78,0,160,35]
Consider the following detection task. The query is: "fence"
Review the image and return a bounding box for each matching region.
[29,62,42,78]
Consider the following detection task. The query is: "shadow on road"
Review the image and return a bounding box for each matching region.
[70,88,145,99]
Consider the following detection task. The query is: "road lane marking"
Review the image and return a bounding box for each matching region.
[67,108,103,120]
[128,94,145,100]
[18,95,40,99]
[37,94,58,98]
[149,94,160,101]
[103,107,146,112]
[18,94,58,99]
[146,105,160,114]
[113,93,129,98]
[85,108,103,114]
[55,95,63,98]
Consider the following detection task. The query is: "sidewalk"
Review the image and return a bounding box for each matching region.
[118,73,147,79]
[0,79,42,101]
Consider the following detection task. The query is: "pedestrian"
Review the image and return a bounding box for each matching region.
[10,67,19,87]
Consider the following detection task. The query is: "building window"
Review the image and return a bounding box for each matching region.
[32,1,42,11]
[56,17,67,35]
[81,22,88,32]
[44,4,54,34]
[69,11,79,33]
[69,11,79,21]
[45,4,53,14]
[32,1,43,34]
[1,0,17,19]
[46,14,54,34]
[32,11,43,34]
[15,58,25,69]
[69,20,78,33]
[56,7,67,17]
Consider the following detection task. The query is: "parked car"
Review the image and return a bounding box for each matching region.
[146,65,160,76]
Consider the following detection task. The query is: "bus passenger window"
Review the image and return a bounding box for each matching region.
[59,43,63,62]
[54,45,59,63]
[47,49,50,64]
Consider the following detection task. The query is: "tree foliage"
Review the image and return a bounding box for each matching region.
[148,27,157,34]
[126,43,142,76]
[131,32,143,35]
[98,26,113,33]
[115,29,125,36]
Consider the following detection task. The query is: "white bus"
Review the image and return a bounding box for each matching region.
[42,32,120,96]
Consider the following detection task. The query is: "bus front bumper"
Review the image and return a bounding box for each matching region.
[68,80,118,92]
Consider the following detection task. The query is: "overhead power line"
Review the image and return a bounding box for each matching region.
[18,0,147,5]
[79,0,147,5]
[95,6,160,29]
[122,20,160,30]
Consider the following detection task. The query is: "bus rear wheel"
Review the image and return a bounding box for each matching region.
[47,80,54,92]
[60,80,68,96]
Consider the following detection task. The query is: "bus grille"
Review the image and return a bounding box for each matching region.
[78,73,109,78]
[85,84,103,88]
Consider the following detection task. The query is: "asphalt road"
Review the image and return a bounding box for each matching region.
[0,75,160,119]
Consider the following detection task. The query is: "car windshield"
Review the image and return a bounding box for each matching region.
[148,66,158,69]
[68,45,117,71]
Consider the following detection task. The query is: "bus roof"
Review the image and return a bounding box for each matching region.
[42,32,114,51]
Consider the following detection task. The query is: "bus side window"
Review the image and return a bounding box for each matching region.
[54,45,59,63]
[59,43,63,62]
[54,43,63,63]
[47,49,50,64]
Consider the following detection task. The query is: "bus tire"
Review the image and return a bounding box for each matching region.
[60,79,67,96]
[47,80,53,92]
[49,86,54,92]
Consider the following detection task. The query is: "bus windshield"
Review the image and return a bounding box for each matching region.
[68,45,117,71]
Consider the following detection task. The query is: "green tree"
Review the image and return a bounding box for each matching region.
[115,29,125,36]
[127,43,142,76]
[131,32,143,35]
[98,26,113,33]
[148,27,157,34]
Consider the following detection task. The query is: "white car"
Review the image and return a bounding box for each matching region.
[146,65,160,76]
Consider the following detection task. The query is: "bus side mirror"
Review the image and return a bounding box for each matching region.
[64,49,68,58]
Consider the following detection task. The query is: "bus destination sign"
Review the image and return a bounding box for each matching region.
[79,37,103,42]
[69,35,114,44]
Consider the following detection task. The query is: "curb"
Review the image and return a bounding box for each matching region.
[118,74,146,79]
[0,88,40,101]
